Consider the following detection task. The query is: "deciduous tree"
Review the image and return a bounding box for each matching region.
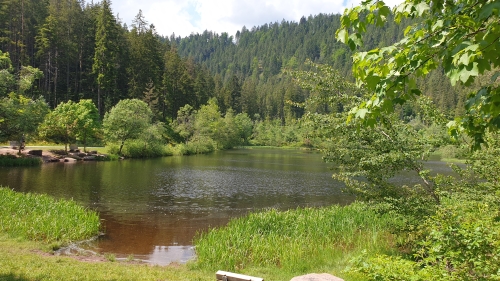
[38,99,99,152]
[0,94,49,146]
[336,0,500,147]
[102,99,153,155]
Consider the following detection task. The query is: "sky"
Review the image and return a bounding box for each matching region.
[107,0,402,38]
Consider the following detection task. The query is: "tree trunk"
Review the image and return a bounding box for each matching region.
[53,48,59,107]
[98,84,102,117]
[119,141,124,155]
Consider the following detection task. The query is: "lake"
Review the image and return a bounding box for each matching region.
[0,148,356,265]
[0,147,456,265]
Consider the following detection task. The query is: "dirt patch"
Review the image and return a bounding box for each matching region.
[32,248,108,263]
[0,146,109,163]
[0,146,60,163]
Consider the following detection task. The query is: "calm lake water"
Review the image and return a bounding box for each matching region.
[0,147,455,265]
[0,148,356,265]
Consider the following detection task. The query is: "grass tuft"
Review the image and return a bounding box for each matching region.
[0,155,42,167]
[193,202,396,277]
[0,187,100,246]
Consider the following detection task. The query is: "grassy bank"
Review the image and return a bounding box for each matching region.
[0,236,213,281]
[0,192,397,280]
[0,187,213,280]
[0,155,42,167]
[193,202,397,280]
[0,187,398,280]
[0,187,100,247]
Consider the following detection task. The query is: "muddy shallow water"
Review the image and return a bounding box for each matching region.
[0,148,455,265]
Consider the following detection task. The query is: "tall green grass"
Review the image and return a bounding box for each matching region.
[0,155,41,167]
[107,140,172,158]
[193,202,396,275]
[168,140,215,156]
[0,187,100,245]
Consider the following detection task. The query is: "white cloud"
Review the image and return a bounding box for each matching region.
[108,0,403,38]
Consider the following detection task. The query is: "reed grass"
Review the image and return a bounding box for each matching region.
[0,187,100,245]
[0,155,41,167]
[168,139,215,156]
[193,202,396,276]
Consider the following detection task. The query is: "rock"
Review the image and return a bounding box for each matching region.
[69,144,79,152]
[68,155,82,160]
[83,156,97,161]
[63,157,77,163]
[28,150,43,156]
[290,273,344,281]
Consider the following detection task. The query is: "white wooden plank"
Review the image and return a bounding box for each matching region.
[216,270,264,281]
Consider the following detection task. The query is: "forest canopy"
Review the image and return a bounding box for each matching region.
[336,0,500,146]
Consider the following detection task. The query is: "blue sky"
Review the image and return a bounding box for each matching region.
[108,0,402,38]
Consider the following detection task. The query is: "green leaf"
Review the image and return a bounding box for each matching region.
[349,33,363,48]
[378,5,391,17]
[491,71,500,82]
[348,39,357,51]
[458,53,471,66]
[356,108,369,119]
[365,75,382,89]
[410,89,422,96]
[336,29,349,44]
[478,1,500,21]
[414,2,430,16]
[431,19,444,32]
[460,62,479,84]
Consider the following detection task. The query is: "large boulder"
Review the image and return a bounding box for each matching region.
[83,156,97,161]
[28,150,43,156]
[63,157,77,163]
[290,273,344,281]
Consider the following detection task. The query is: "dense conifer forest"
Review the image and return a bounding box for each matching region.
[0,0,463,125]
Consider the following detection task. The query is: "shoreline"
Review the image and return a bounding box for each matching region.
[0,146,106,163]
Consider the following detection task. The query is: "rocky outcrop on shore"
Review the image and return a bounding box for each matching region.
[0,147,109,163]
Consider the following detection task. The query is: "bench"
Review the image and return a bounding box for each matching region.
[216,270,263,281]
[9,141,19,148]
[69,144,79,152]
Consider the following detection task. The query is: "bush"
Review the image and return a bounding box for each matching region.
[106,140,171,158]
[349,198,500,281]
[434,144,469,160]
[347,133,500,280]
[168,137,215,156]
[121,140,169,158]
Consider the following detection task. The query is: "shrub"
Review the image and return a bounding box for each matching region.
[349,198,500,280]
[119,139,166,158]
[347,133,500,280]
[106,140,170,158]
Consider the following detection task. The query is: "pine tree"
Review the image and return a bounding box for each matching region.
[92,0,120,116]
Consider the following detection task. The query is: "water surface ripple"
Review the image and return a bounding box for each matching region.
[0,148,453,265]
